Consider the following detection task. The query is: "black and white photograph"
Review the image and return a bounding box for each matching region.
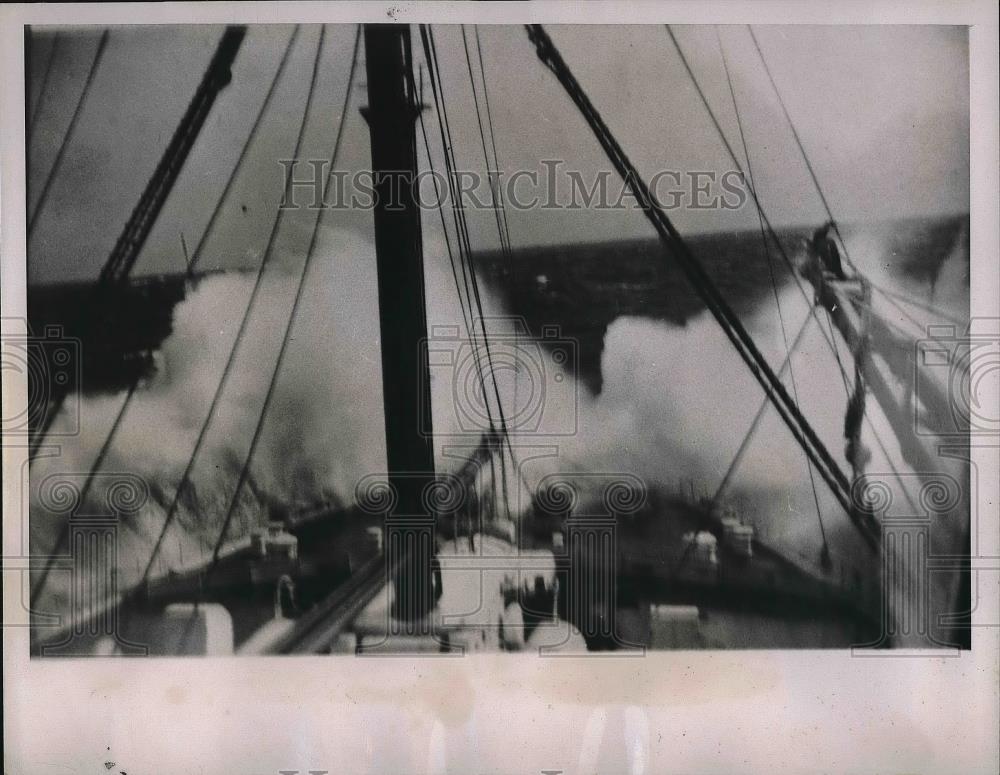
[2,2,998,773]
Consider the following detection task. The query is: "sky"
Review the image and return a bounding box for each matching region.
[25,23,969,283]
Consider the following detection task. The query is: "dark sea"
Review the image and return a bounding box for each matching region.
[474,214,969,394]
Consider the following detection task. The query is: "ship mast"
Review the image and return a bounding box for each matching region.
[362,24,437,627]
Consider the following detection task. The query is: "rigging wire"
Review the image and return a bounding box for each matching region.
[426,28,516,451]
[713,314,814,502]
[671,25,925,548]
[663,26,854,391]
[460,25,516,520]
[527,24,876,548]
[745,27,852,266]
[413,56,494,497]
[461,26,512,261]
[745,27,955,337]
[718,316,923,519]
[28,29,109,238]
[715,27,828,552]
[27,26,247,464]
[666,25,910,505]
[422,28,485,340]
[421,25,517,519]
[472,25,521,516]
[139,28,327,584]
[413,57,502,523]
[683,26,922,547]
[413,64,477,344]
[205,24,358,570]
[742,25,942,501]
[474,27,516,258]
[30,382,137,608]
[425,26,513,515]
[421,25,504,518]
[27,32,60,143]
[187,26,302,274]
[424,26,497,354]
[98,26,248,285]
